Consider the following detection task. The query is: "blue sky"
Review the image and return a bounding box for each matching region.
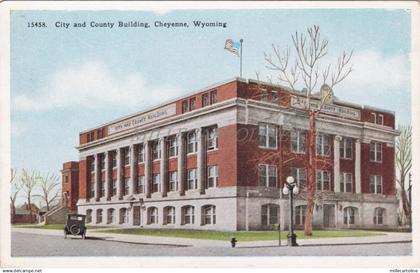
[11,9,411,186]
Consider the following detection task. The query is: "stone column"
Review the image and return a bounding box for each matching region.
[144,141,151,197]
[197,128,206,194]
[160,137,168,196]
[104,151,110,200]
[177,133,185,195]
[333,135,341,193]
[116,148,123,200]
[94,154,100,201]
[129,144,137,195]
[355,139,362,194]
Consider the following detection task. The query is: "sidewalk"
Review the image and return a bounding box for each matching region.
[12,227,412,248]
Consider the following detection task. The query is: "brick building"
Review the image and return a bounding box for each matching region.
[62,78,399,231]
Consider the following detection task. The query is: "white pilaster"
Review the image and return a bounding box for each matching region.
[160,137,168,196]
[334,135,341,193]
[355,139,362,194]
[104,151,110,200]
[116,148,122,199]
[94,154,100,201]
[129,144,136,196]
[197,128,205,194]
[144,141,151,197]
[177,133,185,195]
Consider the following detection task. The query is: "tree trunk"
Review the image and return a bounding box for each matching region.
[304,111,316,236]
[27,196,34,224]
[10,197,16,224]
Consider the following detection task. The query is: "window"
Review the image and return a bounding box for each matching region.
[111,151,117,168]
[152,174,161,193]
[124,147,130,166]
[210,90,217,104]
[97,129,103,139]
[295,205,307,226]
[203,205,216,225]
[261,89,268,102]
[100,154,105,170]
[124,178,130,196]
[148,207,158,224]
[138,145,144,163]
[96,209,103,223]
[90,158,95,172]
[343,207,356,225]
[137,175,145,193]
[100,181,105,197]
[316,133,330,156]
[340,138,353,159]
[259,165,277,187]
[207,166,218,188]
[187,131,198,153]
[370,175,382,194]
[120,208,128,224]
[340,173,353,193]
[111,179,117,196]
[316,170,330,191]
[261,204,279,225]
[187,169,197,190]
[370,142,382,162]
[271,92,278,103]
[86,209,92,223]
[190,98,196,111]
[258,124,277,148]
[152,140,161,160]
[64,176,69,183]
[374,207,385,225]
[169,171,178,191]
[168,136,178,157]
[291,130,306,153]
[290,167,307,188]
[183,206,195,224]
[370,113,376,123]
[202,94,209,107]
[90,181,95,198]
[182,100,188,113]
[107,208,115,224]
[207,127,218,150]
[165,207,176,224]
[377,114,384,125]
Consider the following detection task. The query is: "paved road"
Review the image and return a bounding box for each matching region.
[12,232,412,257]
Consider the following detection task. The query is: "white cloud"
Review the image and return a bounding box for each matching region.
[13,61,183,112]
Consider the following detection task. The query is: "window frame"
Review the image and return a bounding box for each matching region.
[137,175,145,194]
[207,127,218,151]
[202,94,209,107]
[210,90,217,104]
[340,137,353,159]
[183,206,195,225]
[203,205,216,225]
[152,174,161,193]
[189,97,196,111]
[316,133,330,156]
[258,123,277,149]
[207,165,218,188]
[169,171,178,192]
[187,131,198,154]
[291,130,306,154]
[182,100,188,113]
[258,164,277,187]
[340,172,353,193]
[316,170,331,191]
[261,204,279,226]
[187,168,197,190]
[370,175,383,194]
[370,142,382,162]
[168,136,178,157]
[290,167,307,188]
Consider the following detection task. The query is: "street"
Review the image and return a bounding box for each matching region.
[12,232,412,257]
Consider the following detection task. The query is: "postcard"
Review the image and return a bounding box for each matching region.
[1,1,419,269]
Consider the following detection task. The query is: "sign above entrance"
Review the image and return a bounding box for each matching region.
[108,103,177,135]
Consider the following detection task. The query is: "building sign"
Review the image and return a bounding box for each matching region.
[108,103,177,135]
[291,96,361,120]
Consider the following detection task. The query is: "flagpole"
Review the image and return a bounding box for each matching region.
[240,39,243,78]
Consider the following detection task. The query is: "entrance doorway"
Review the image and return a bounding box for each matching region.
[323,204,336,228]
[133,206,141,226]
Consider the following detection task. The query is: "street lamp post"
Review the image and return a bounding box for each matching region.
[283,176,299,247]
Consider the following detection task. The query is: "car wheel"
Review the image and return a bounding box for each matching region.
[70,225,81,236]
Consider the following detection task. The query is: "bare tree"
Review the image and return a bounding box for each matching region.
[264,25,353,236]
[35,172,60,211]
[10,169,22,224]
[20,169,38,223]
[395,125,412,226]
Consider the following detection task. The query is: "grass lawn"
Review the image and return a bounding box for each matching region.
[98,228,385,241]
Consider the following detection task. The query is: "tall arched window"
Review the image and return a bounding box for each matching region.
[295,205,307,226]
[182,205,195,225]
[148,207,158,224]
[107,208,115,224]
[261,204,279,225]
[119,208,128,224]
[374,207,385,225]
[96,209,103,224]
[164,206,176,224]
[86,209,92,223]
[343,207,357,225]
[202,205,216,225]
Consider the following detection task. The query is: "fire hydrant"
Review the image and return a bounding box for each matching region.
[230,237,237,248]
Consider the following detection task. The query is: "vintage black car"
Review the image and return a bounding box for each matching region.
[64,214,87,239]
